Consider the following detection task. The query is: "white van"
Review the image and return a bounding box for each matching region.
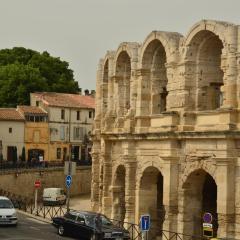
[43,188,66,206]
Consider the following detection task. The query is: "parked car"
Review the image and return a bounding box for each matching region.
[43,188,66,206]
[0,196,18,225]
[52,210,130,240]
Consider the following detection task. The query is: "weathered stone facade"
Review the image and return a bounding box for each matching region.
[92,20,240,239]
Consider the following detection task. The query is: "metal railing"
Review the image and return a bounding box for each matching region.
[0,160,92,171]
[0,189,223,240]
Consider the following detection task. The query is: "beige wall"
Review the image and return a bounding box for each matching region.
[0,121,24,160]
[0,166,91,198]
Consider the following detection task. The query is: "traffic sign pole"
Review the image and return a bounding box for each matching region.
[34,180,41,215]
[66,162,72,212]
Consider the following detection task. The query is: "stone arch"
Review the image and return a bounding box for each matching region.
[180,168,218,237]
[112,164,126,222]
[100,51,115,116]
[138,165,165,239]
[138,32,181,115]
[182,20,234,111]
[180,160,217,188]
[114,49,131,117]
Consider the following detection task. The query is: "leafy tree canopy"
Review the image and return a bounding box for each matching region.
[0,47,79,107]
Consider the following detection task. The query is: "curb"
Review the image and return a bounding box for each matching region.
[17,209,52,224]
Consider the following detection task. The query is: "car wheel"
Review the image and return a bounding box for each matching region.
[58,225,65,236]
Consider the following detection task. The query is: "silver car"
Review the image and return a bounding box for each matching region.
[0,196,18,225]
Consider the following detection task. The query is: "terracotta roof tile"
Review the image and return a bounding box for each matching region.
[32,92,95,109]
[17,106,48,115]
[0,108,24,121]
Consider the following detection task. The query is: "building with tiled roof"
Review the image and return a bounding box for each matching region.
[31,92,95,109]
[0,109,24,161]
[30,92,95,163]
[0,108,24,121]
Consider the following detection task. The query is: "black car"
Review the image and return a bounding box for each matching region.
[52,210,130,240]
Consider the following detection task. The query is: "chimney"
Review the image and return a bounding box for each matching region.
[84,89,89,96]
[78,88,82,95]
[90,90,96,98]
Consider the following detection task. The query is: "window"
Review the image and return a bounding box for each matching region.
[60,126,65,140]
[57,148,61,159]
[73,127,84,140]
[61,109,65,120]
[89,111,92,119]
[9,128,12,133]
[36,101,39,106]
[77,111,80,120]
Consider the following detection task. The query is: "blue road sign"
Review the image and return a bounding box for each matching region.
[140,215,150,231]
[66,175,72,188]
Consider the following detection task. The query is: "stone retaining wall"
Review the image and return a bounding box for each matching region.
[0,166,91,199]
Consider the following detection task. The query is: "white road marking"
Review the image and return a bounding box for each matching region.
[29,226,40,231]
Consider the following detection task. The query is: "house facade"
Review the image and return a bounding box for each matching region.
[0,109,24,161]
[17,106,49,163]
[30,92,95,163]
[92,20,240,239]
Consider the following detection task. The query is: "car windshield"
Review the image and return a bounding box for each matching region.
[85,214,113,227]
[0,199,14,209]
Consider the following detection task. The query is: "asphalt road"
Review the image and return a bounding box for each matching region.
[0,212,77,240]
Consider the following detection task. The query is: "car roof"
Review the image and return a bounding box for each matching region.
[69,210,100,216]
[0,196,10,200]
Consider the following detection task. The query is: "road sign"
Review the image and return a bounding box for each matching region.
[140,215,150,231]
[203,212,213,223]
[203,226,213,238]
[34,180,41,188]
[66,175,72,188]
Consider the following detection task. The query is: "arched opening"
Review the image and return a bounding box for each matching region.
[102,60,109,115]
[112,165,126,222]
[186,30,224,111]
[182,169,218,237]
[139,166,164,239]
[115,51,131,117]
[142,39,168,115]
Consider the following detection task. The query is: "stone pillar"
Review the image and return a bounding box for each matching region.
[124,158,136,224]
[101,140,113,217]
[94,59,104,133]
[215,158,235,238]
[135,69,151,116]
[91,141,101,212]
[162,157,179,233]
[222,26,238,108]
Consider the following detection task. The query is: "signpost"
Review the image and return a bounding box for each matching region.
[66,174,72,212]
[34,180,41,214]
[140,215,150,240]
[203,212,213,238]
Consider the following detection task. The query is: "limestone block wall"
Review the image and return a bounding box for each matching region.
[92,19,240,239]
[0,166,91,199]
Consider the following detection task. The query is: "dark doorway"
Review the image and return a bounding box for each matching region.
[7,146,16,162]
[28,149,44,164]
[72,146,79,161]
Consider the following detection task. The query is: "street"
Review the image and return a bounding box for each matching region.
[0,212,77,240]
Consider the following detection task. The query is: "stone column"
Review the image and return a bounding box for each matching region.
[101,140,113,217]
[162,157,179,233]
[215,158,235,238]
[135,69,151,116]
[91,141,101,212]
[123,157,136,224]
[95,59,103,132]
[222,26,238,109]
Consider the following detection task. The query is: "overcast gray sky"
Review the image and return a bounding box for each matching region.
[0,0,239,90]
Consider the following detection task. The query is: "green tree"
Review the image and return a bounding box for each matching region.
[0,47,79,107]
